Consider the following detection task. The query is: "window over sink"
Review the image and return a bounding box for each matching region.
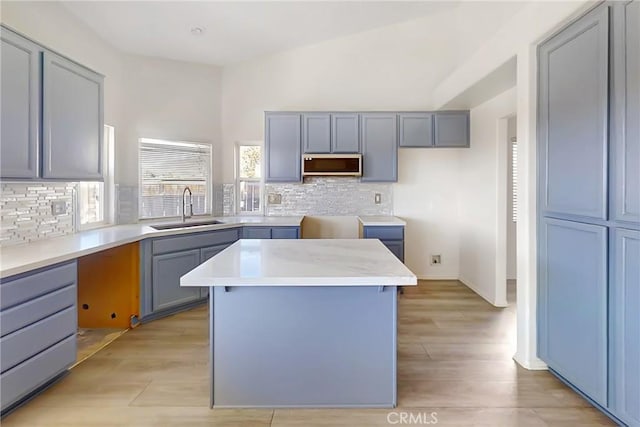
[138,138,212,219]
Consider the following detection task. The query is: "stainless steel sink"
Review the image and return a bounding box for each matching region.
[150,220,224,230]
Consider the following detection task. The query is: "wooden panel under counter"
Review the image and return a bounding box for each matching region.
[77,242,139,328]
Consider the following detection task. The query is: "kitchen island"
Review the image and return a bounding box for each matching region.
[180,238,417,408]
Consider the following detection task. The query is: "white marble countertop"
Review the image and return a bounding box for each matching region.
[180,239,417,287]
[357,216,406,226]
[0,216,303,279]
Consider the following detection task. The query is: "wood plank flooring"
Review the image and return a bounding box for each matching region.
[3,281,614,426]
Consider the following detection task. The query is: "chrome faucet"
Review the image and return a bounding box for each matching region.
[182,186,193,222]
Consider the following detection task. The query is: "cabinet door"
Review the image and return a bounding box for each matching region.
[0,28,40,179]
[331,113,360,153]
[539,5,609,220]
[611,227,640,427]
[265,113,301,182]
[200,244,229,262]
[538,218,608,406]
[42,51,103,180]
[271,227,299,239]
[243,227,272,239]
[360,113,397,182]
[302,113,331,153]
[399,113,433,147]
[382,240,404,263]
[152,249,201,312]
[612,0,640,225]
[433,112,469,147]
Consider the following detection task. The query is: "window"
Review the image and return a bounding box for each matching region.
[78,125,114,229]
[139,138,212,219]
[236,144,262,214]
[511,137,518,222]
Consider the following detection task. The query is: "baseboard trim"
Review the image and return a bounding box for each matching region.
[513,352,548,370]
[458,276,508,308]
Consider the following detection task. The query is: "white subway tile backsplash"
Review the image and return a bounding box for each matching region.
[265,177,393,216]
[0,183,75,246]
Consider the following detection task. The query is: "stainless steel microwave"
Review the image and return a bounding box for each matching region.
[302,154,362,177]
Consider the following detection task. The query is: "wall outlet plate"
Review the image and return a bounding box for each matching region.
[268,193,282,205]
[51,200,66,216]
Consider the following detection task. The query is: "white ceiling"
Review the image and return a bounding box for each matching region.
[62,1,461,66]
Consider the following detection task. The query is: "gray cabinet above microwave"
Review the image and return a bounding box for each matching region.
[302,113,359,154]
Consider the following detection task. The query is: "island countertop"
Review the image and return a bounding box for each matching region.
[180,238,417,287]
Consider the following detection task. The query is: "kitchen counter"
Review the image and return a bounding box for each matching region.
[181,237,416,408]
[181,238,416,287]
[0,216,304,279]
[357,216,406,226]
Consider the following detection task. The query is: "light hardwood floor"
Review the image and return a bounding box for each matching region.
[3,281,614,426]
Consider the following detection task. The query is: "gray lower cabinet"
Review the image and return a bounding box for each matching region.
[361,226,405,263]
[265,113,301,182]
[42,51,104,180]
[434,111,470,147]
[151,249,202,312]
[0,27,40,179]
[399,113,434,147]
[243,226,300,239]
[360,113,398,182]
[142,228,242,320]
[0,261,77,413]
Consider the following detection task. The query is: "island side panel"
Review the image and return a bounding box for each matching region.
[211,285,397,408]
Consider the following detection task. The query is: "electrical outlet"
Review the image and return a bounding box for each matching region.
[51,200,66,216]
[267,193,282,205]
[374,193,381,204]
[431,255,441,265]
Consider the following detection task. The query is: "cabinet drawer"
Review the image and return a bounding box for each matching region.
[271,227,299,239]
[243,227,272,239]
[363,226,404,240]
[0,306,76,373]
[152,228,240,255]
[1,284,75,337]
[0,261,76,310]
[1,334,75,411]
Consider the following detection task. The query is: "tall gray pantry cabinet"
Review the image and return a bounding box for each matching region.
[537,2,639,426]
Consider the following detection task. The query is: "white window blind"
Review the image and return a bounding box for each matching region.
[139,138,211,219]
[511,138,518,223]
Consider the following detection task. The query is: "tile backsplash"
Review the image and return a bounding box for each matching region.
[265,177,393,216]
[1,183,76,246]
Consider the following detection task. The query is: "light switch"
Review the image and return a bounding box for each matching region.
[268,193,282,205]
[374,193,381,204]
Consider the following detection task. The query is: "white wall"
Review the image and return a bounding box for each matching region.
[458,87,516,307]
[117,54,222,187]
[220,3,525,279]
[507,117,517,280]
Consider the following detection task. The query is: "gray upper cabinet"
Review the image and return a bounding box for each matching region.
[302,113,331,153]
[399,113,433,147]
[612,0,640,225]
[331,113,359,153]
[0,28,41,179]
[360,113,397,182]
[265,113,301,182]
[302,113,360,154]
[42,51,104,180]
[434,111,469,147]
[539,6,609,220]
